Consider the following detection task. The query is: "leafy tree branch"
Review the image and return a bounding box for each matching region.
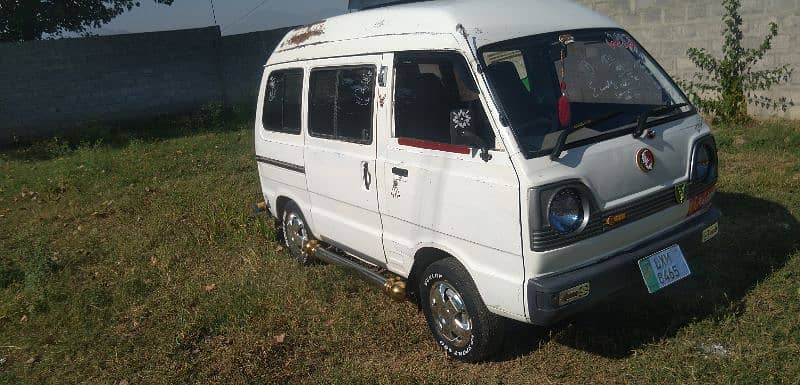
[0,0,174,43]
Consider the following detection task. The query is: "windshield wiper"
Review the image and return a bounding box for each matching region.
[633,103,690,138]
[550,110,624,161]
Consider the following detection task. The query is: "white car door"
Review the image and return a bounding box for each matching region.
[304,55,387,264]
[376,51,524,315]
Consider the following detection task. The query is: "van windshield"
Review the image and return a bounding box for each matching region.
[480,29,692,158]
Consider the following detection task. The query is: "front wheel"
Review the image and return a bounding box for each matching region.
[419,258,505,362]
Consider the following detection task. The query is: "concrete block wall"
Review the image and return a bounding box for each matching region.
[0,27,224,142]
[220,27,293,107]
[2,2,800,144]
[0,26,289,143]
[576,0,800,119]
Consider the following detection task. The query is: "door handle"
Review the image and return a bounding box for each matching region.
[391,167,408,177]
[362,161,372,190]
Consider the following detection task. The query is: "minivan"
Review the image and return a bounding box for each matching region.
[254,0,721,362]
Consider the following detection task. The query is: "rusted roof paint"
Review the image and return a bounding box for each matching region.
[282,20,326,48]
[268,0,620,61]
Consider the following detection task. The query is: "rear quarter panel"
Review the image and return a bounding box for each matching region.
[255,65,313,229]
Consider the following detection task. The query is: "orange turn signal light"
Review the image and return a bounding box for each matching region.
[605,212,627,226]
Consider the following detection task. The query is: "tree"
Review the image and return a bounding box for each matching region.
[681,0,793,124]
[0,0,174,43]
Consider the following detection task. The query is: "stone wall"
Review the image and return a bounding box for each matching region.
[576,0,800,118]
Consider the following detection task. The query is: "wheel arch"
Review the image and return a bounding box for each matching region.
[407,245,477,305]
[272,191,316,238]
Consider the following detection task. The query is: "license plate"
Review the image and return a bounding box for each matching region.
[638,244,691,293]
[702,222,719,243]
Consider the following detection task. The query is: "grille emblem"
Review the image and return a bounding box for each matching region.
[636,148,656,172]
[674,183,688,204]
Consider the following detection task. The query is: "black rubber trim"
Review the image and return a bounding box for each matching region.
[526,206,721,326]
[255,155,305,174]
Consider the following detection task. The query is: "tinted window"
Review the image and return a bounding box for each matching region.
[309,69,337,138]
[263,69,303,134]
[309,66,376,144]
[394,52,495,147]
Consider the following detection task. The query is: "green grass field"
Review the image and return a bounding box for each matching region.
[1,112,798,384]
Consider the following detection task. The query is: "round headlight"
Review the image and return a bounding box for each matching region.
[548,188,585,234]
[692,143,715,183]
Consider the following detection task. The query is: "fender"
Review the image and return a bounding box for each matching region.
[263,182,316,237]
[408,239,528,322]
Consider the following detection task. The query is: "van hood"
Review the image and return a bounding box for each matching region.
[519,114,706,210]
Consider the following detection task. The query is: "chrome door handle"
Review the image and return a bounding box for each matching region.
[362,161,372,190]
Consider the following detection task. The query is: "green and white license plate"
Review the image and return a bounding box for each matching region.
[638,244,691,294]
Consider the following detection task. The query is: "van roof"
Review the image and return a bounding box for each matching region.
[274,0,619,54]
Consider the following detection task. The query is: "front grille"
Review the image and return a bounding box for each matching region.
[531,181,715,252]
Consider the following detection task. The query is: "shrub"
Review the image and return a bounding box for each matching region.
[680,0,794,124]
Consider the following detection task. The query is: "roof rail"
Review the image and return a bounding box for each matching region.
[348,0,431,11]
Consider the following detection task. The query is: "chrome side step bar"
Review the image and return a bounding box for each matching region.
[303,240,407,301]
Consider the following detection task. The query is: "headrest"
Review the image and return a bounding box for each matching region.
[486,61,527,97]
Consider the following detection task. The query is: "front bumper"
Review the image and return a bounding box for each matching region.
[526,206,721,326]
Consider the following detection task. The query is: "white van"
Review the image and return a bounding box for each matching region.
[255,0,721,361]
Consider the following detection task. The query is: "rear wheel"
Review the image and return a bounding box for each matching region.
[282,202,312,265]
[419,258,504,362]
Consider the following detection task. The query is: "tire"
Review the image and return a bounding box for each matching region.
[281,201,313,265]
[419,258,505,362]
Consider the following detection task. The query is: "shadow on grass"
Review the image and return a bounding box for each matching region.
[0,104,254,162]
[496,192,799,360]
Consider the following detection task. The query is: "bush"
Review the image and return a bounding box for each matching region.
[189,103,228,131]
[680,0,794,124]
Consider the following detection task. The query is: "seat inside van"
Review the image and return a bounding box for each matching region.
[395,53,496,147]
[396,65,452,143]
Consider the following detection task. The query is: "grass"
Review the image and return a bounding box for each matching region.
[0,113,798,384]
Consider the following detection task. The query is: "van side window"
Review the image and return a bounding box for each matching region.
[263,69,303,134]
[309,66,376,144]
[394,52,495,147]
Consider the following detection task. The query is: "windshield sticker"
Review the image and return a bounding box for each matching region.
[267,75,281,102]
[352,70,375,106]
[606,32,638,52]
[576,46,649,102]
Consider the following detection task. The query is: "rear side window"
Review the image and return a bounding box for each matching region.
[309,66,376,144]
[263,69,303,134]
[394,52,495,147]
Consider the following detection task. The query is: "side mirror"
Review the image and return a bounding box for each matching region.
[450,108,492,162]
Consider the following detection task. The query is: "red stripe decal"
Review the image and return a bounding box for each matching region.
[397,138,471,154]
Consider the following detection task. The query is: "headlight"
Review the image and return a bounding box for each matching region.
[548,188,585,234]
[691,141,717,184]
